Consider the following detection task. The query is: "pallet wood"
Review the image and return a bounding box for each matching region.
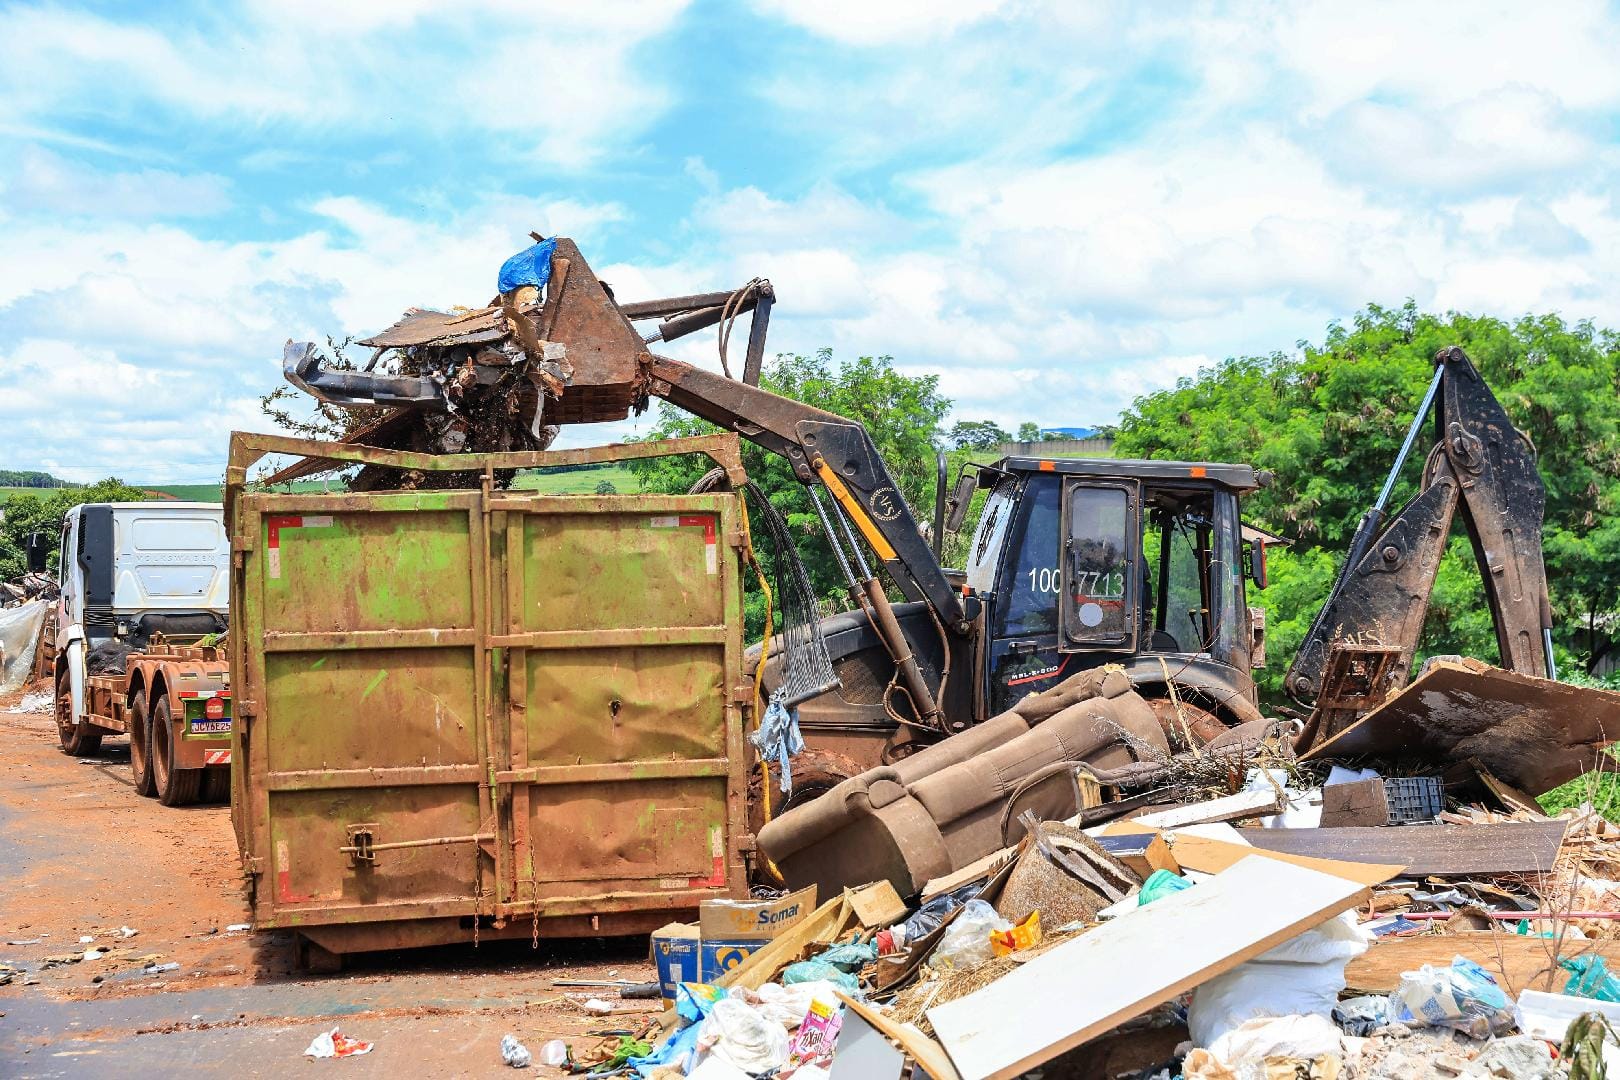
[1343,932,1620,996]
[1243,821,1567,878]
[927,855,1370,1080]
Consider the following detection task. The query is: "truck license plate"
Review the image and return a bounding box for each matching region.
[191,721,231,734]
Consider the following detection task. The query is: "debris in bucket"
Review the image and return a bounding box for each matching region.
[303,1027,373,1059]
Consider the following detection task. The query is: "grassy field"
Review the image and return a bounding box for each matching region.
[509,464,640,495]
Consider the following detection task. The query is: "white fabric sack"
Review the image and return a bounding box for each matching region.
[1188,911,1371,1047]
[0,601,46,692]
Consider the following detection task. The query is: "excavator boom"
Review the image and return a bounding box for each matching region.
[1286,346,1554,711]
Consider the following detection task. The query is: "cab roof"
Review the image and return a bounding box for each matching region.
[994,455,1264,494]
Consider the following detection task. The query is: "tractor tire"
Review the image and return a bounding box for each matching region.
[55,667,102,756]
[746,747,863,885]
[129,688,157,797]
[153,697,202,807]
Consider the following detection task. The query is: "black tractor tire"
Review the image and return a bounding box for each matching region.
[153,697,202,807]
[129,688,157,797]
[746,747,864,886]
[55,667,102,756]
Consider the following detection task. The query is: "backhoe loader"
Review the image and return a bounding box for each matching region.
[278,237,1569,814]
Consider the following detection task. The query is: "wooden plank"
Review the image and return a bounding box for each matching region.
[1343,932,1620,996]
[713,896,850,993]
[1243,821,1567,878]
[927,856,1370,1080]
[838,992,961,1080]
[1303,659,1620,795]
[1162,832,1404,887]
[1127,788,1283,830]
[847,880,908,928]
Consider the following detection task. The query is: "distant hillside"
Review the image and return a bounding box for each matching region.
[0,470,72,488]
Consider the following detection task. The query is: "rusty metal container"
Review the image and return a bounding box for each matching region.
[225,432,752,957]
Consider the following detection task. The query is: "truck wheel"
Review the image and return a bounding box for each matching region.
[55,667,102,756]
[202,768,231,804]
[152,698,202,807]
[746,748,862,884]
[129,689,157,798]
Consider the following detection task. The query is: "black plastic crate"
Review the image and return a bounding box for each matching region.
[1383,776,1443,824]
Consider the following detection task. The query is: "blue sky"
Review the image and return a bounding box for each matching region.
[3,0,1620,482]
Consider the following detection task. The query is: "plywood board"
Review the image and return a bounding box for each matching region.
[1163,832,1405,887]
[838,992,961,1080]
[1343,932,1620,996]
[1242,821,1567,878]
[1303,659,1620,795]
[927,855,1370,1080]
[1128,788,1283,830]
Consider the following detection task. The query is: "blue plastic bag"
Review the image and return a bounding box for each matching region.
[1138,869,1193,906]
[497,237,557,295]
[1563,954,1620,1002]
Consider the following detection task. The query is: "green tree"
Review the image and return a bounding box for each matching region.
[947,419,1012,450]
[593,479,618,495]
[1016,422,1042,442]
[1115,302,1620,698]
[627,349,951,638]
[0,479,151,581]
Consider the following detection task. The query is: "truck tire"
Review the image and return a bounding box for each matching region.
[55,667,102,756]
[129,688,157,798]
[152,697,202,807]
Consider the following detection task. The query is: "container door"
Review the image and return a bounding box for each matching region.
[492,494,746,921]
[238,492,496,924]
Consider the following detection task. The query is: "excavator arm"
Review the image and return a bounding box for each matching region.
[642,355,968,628]
[1286,346,1555,710]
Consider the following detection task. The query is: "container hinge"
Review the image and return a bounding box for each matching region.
[729,682,753,704]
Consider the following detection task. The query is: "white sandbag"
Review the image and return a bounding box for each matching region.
[1187,911,1371,1047]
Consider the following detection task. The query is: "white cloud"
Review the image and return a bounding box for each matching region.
[2,148,231,218]
[0,0,692,167]
[749,0,1008,45]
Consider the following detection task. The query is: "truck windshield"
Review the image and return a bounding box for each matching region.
[992,473,1061,637]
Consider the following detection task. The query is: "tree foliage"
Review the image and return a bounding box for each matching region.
[1115,302,1620,693]
[0,479,152,581]
[1016,422,1042,442]
[947,419,1012,450]
[627,350,951,638]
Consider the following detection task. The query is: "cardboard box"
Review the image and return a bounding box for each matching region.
[696,886,816,983]
[700,937,767,982]
[649,922,699,1003]
[698,885,816,941]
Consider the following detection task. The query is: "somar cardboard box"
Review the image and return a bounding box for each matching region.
[649,922,700,1003]
[696,885,816,982]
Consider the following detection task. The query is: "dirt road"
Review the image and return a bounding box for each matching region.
[0,686,656,1078]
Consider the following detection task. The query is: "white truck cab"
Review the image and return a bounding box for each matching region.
[56,502,230,729]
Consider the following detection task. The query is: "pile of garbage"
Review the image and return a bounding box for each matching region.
[597,655,1620,1080]
[606,790,1620,1079]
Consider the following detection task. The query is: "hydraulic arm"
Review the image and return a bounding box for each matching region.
[1286,346,1555,708]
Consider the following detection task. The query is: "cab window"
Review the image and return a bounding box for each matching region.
[1061,484,1134,646]
[993,473,1062,637]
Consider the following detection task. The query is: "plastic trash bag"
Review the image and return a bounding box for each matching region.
[754,980,842,1028]
[781,960,857,993]
[898,881,980,942]
[500,1034,532,1068]
[1386,955,1513,1038]
[1188,912,1371,1047]
[1332,994,1389,1036]
[0,601,45,692]
[696,996,791,1074]
[497,237,557,295]
[1184,1013,1345,1079]
[303,1027,373,1058]
[930,899,1012,973]
[1564,954,1620,1002]
[1138,870,1193,906]
[814,940,878,972]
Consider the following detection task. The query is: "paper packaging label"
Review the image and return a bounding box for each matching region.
[699,938,765,982]
[698,885,816,941]
[650,922,700,1003]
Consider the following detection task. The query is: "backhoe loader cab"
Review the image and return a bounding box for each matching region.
[962,457,1267,721]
